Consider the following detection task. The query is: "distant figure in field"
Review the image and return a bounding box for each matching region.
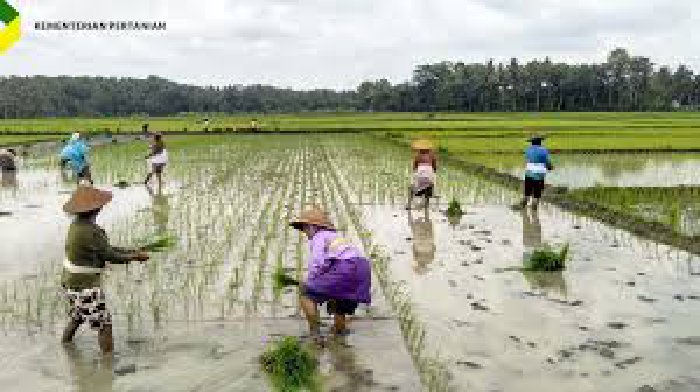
[203,118,210,132]
[60,133,93,185]
[0,147,17,171]
[290,206,371,344]
[515,135,553,210]
[61,185,149,353]
[144,133,168,190]
[0,148,18,188]
[406,139,437,210]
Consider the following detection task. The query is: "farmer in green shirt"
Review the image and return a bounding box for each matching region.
[61,186,149,353]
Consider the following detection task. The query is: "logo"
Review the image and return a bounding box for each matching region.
[0,0,20,53]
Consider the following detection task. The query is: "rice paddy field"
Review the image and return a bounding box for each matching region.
[1,113,700,391]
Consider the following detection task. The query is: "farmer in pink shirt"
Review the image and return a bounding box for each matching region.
[290,206,371,343]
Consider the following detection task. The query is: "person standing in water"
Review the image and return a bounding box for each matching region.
[515,135,553,210]
[0,148,17,188]
[144,133,168,190]
[60,133,93,184]
[61,185,150,353]
[406,139,438,210]
[290,206,371,344]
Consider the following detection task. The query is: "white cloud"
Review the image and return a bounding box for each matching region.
[0,0,697,89]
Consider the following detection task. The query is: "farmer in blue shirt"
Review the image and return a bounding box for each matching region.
[515,135,553,210]
[60,133,93,184]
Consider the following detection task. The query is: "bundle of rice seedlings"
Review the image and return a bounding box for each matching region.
[273,265,299,290]
[259,336,319,392]
[138,233,176,252]
[446,198,463,218]
[524,243,569,272]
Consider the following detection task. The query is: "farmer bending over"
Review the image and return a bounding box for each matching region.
[61,185,149,353]
[406,139,437,210]
[515,135,553,210]
[290,206,371,343]
[144,133,168,190]
[60,133,93,184]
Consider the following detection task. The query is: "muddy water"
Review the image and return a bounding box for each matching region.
[0,135,421,392]
[482,153,700,188]
[364,202,700,392]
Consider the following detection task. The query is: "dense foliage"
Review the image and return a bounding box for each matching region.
[1,48,698,118]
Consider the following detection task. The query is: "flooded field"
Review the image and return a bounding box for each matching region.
[466,153,700,188]
[1,135,699,391]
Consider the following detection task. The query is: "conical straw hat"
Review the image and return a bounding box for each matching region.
[290,206,334,230]
[411,138,435,150]
[63,185,113,214]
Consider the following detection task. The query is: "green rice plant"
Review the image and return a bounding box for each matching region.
[446,197,463,218]
[137,233,177,252]
[259,336,319,392]
[524,243,569,272]
[273,265,299,290]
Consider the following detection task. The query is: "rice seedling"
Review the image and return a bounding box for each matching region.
[136,233,177,252]
[259,336,319,392]
[523,243,570,272]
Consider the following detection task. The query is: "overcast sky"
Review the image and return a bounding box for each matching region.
[0,0,698,90]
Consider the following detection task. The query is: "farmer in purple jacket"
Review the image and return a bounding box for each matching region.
[290,206,371,342]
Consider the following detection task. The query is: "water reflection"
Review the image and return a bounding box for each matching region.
[322,340,374,392]
[148,187,170,234]
[521,209,567,295]
[408,209,435,274]
[63,345,114,392]
[1,169,17,188]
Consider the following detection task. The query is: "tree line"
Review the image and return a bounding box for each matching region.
[1,48,698,118]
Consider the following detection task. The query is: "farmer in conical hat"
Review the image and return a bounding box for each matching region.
[514,135,553,210]
[290,206,371,343]
[61,185,150,353]
[406,138,437,210]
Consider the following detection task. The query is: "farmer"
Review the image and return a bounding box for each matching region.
[144,133,168,190]
[60,133,93,184]
[406,139,437,210]
[290,206,371,343]
[0,148,17,188]
[515,135,553,210]
[0,147,17,171]
[61,185,149,353]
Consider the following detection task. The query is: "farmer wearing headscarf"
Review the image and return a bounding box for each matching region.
[61,185,149,353]
[290,206,371,343]
[406,138,437,210]
[515,135,553,210]
[60,133,93,184]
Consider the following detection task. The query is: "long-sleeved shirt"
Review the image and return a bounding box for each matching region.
[524,145,552,181]
[307,229,362,280]
[60,140,90,174]
[61,218,134,290]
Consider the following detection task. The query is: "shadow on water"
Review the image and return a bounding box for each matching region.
[520,208,567,295]
[408,208,435,275]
